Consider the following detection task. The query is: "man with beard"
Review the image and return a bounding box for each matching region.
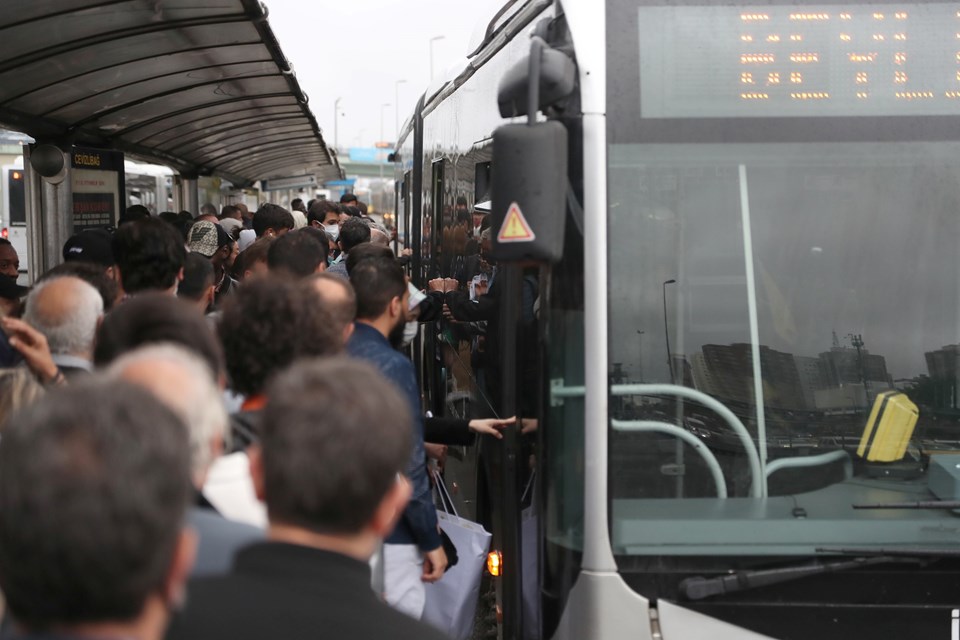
[346,256,446,620]
[0,238,21,281]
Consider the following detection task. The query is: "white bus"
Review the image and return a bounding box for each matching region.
[396,1,960,638]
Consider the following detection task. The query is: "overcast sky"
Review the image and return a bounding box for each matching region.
[264,0,499,150]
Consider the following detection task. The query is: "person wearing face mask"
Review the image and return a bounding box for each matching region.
[307,200,342,263]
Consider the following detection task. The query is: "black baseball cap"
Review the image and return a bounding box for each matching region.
[62,229,115,267]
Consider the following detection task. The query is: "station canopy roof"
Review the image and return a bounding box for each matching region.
[0,0,339,186]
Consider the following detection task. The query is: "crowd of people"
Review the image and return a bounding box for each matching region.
[0,194,516,640]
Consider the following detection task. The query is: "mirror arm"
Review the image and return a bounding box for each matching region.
[527,36,546,125]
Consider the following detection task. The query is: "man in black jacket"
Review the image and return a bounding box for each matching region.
[166,357,449,639]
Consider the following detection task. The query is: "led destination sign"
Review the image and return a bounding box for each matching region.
[638,4,960,117]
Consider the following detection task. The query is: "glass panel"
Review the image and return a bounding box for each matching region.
[0,25,262,101]
[11,50,273,115]
[0,2,241,58]
[131,100,300,143]
[608,140,960,556]
[55,76,291,124]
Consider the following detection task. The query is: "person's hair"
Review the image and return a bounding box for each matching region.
[178,253,215,301]
[0,381,191,629]
[118,204,151,226]
[342,204,362,218]
[305,274,356,331]
[339,193,358,204]
[200,203,217,217]
[339,217,371,253]
[356,201,368,217]
[38,261,119,312]
[290,198,307,214]
[93,293,224,379]
[0,369,44,433]
[252,204,295,237]
[345,243,394,276]
[349,256,406,320]
[112,218,186,293]
[261,358,411,534]
[175,211,195,241]
[0,238,12,247]
[159,210,179,226]
[231,236,274,281]
[218,277,341,396]
[298,225,329,251]
[106,344,227,477]
[219,205,241,221]
[267,228,326,278]
[23,277,103,356]
[307,199,340,224]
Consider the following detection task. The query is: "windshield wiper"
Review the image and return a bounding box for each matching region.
[815,546,960,558]
[853,500,960,510]
[679,555,924,601]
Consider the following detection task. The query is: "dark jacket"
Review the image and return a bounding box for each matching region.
[424,417,474,446]
[166,542,449,640]
[346,323,441,553]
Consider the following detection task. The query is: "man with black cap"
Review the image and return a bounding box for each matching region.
[63,228,117,275]
[187,221,238,309]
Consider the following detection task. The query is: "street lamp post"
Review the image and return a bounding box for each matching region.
[333,97,342,152]
[395,79,407,140]
[636,329,645,383]
[663,279,677,383]
[379,102,391,183]
[662,279,681,498]
[429,35,445,81]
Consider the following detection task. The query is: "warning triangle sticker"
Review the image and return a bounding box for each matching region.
[498,202,536,243]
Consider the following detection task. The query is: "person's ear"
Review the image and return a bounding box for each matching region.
[204,284,215,309]
[390,295,403,320]
[248,444,266,502]
[370,475,412,538]
[161,528,197,612]
[342,322,355,345]
[177,267,185,283]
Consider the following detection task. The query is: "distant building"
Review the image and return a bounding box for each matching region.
[818,346,890,388]
[924,345,960,408]
[794,355,826,409]
[699,343,807,410]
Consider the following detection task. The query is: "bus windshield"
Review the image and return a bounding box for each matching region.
[606,1,960,558]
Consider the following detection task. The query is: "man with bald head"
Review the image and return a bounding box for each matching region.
[106,344,263,577]
[305,273,356,345]
[22,275,103,378]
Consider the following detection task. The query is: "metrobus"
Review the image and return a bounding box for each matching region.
[395,1,960,638]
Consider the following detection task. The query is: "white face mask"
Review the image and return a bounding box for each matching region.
[401,321,419,347]
[323,224,340,242]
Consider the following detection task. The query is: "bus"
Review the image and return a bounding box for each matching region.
[395,1,960,639]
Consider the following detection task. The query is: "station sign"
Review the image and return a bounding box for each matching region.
[261,174,318,191]
[71,146,124,232]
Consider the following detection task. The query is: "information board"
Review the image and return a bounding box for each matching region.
[71,147,123,232]
[638,4,960,118]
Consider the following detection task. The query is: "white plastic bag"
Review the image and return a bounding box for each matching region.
[422,472,492,640]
